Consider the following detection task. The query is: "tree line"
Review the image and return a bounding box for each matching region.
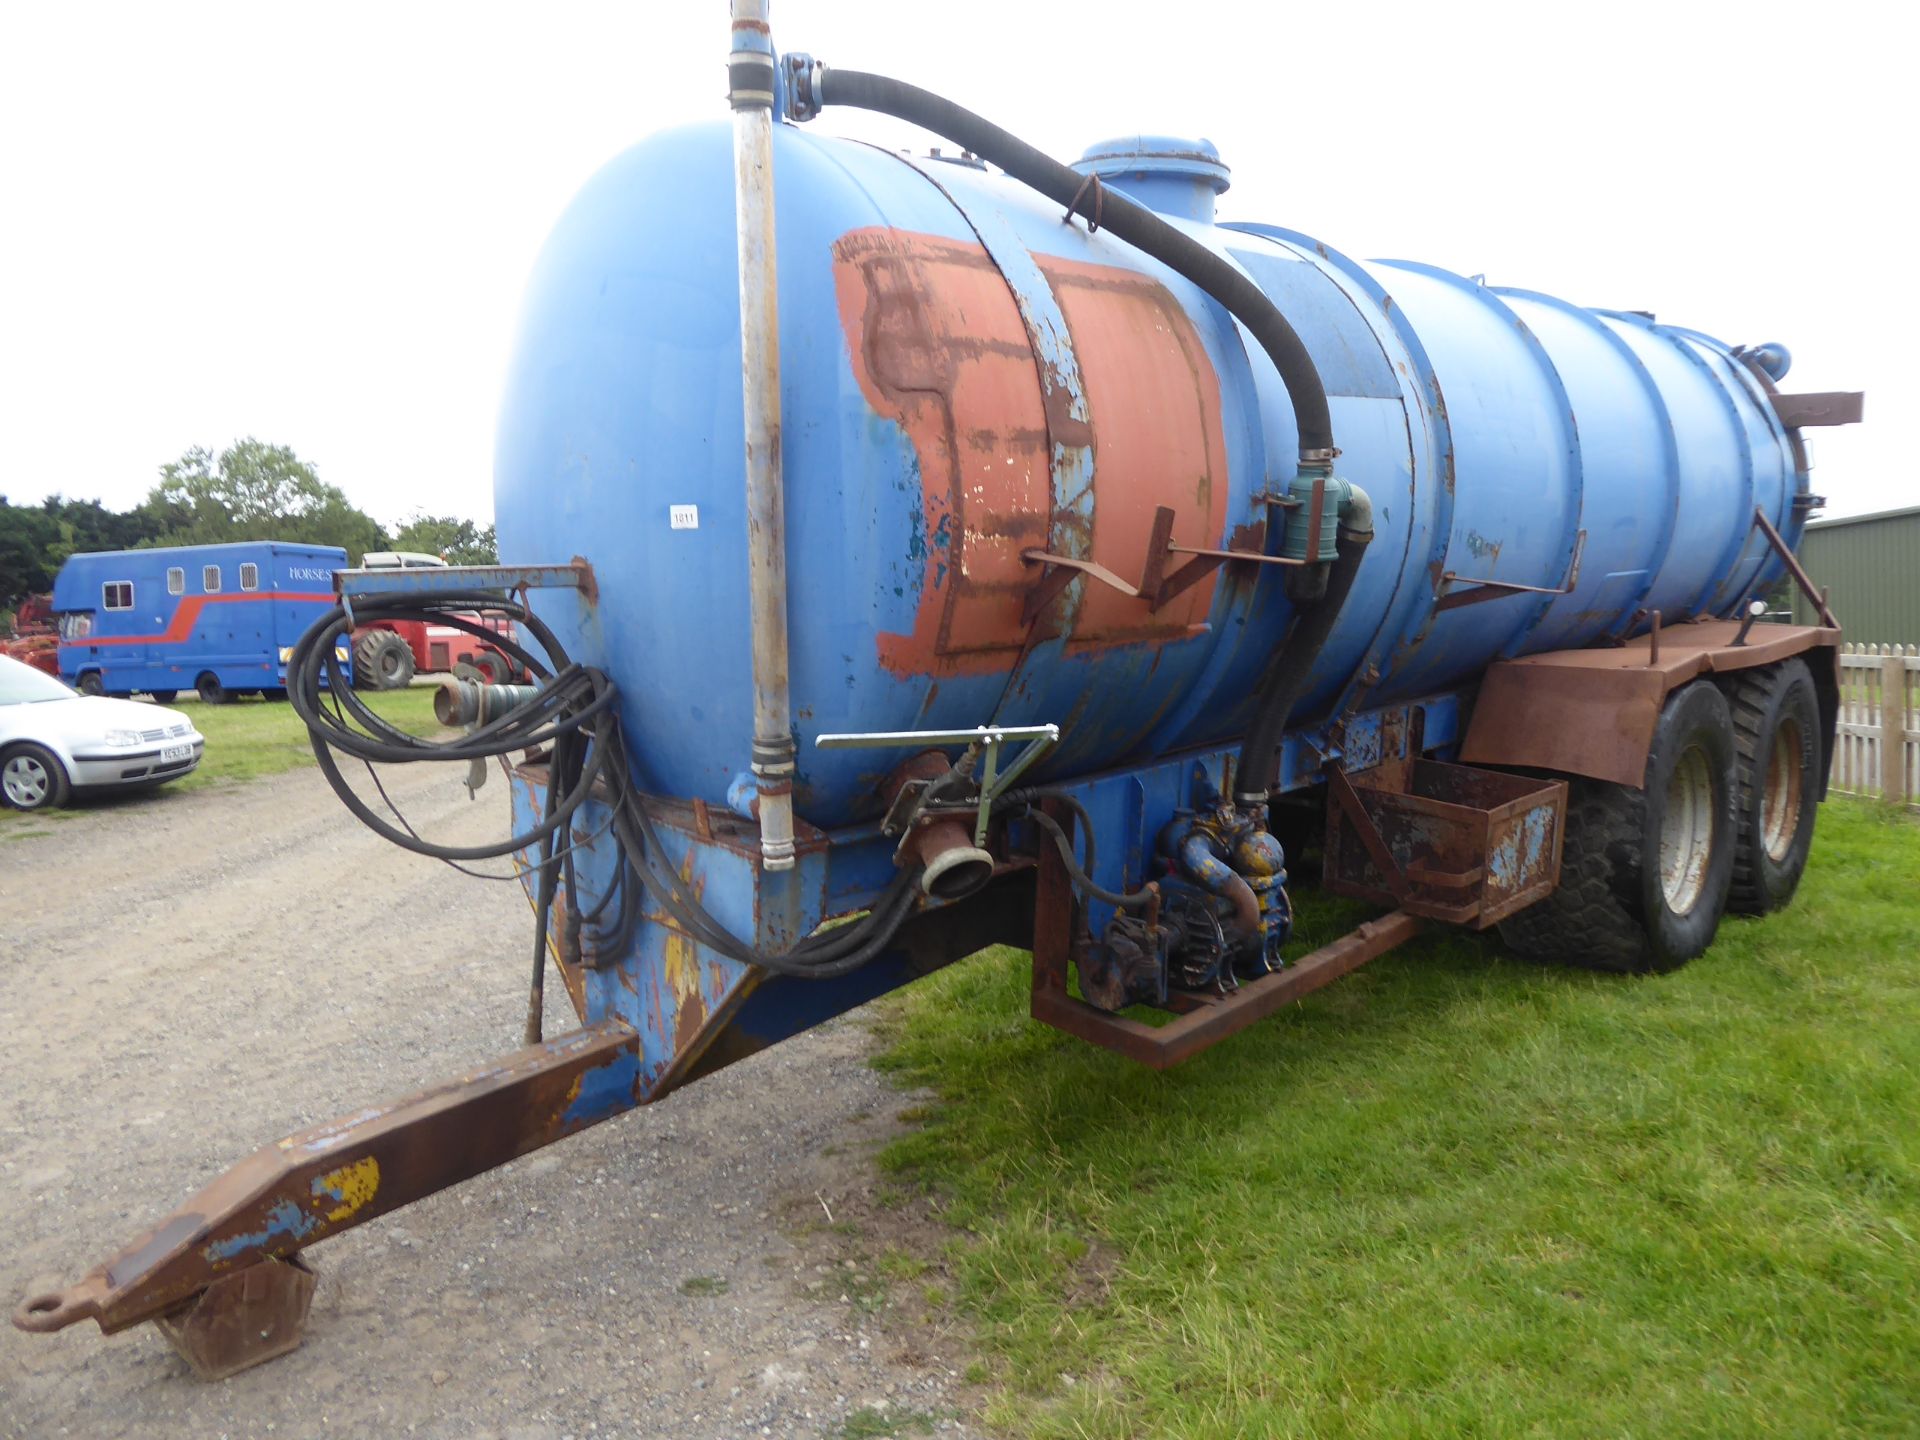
[1,438,495,618]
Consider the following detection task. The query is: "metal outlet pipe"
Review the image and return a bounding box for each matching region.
[730,0,796,870]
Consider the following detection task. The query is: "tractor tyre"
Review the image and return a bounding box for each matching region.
[354,630,416,690]
[1500,680,1738,974]
[1725,658,1821,915]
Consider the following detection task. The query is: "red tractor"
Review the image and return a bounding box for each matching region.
[350,552,525,690]
[1,594,59,678]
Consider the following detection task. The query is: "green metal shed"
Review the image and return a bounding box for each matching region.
[1792,505,1920,644]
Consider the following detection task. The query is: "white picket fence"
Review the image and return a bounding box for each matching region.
[1833,644,1920,809]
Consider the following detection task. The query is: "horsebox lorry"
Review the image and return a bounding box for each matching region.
[51,541,350,702]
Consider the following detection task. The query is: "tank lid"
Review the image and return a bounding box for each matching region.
[1073,135,1231,195]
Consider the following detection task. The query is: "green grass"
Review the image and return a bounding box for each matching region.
[1,687,444,831]
[170,687,442,793]
[873,801,1920,1438]
[838,1406,940,1439]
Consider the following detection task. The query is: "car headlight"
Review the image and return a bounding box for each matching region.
[103,729,142,747]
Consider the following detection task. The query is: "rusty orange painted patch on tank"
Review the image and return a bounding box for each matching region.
[1038,252,1228,652]
[832,228,1228,677]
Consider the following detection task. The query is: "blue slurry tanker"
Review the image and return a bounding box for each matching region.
[15,3,1862,1377]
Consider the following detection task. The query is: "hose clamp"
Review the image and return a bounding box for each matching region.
[728,3,776,111]
[750,735,796,778]
[784,52,821,121]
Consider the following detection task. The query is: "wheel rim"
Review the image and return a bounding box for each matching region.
[1761,718,1805,863]
[1660,744,1717,915]
[4,755,49,807]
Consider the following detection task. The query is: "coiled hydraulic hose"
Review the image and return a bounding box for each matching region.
[806,67,1334,460]
[288,595,923,983]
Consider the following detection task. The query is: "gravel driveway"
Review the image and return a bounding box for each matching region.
[0,761,980,1439]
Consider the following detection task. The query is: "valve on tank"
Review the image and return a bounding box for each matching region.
[814,722,1060,899]
[1076,781,1294,1013]
[880,751,997,900]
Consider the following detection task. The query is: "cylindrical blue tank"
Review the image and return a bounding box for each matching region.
[495,124,1804,828]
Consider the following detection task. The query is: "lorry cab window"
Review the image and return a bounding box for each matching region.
[167,567,185,596]
[203,565,221,593]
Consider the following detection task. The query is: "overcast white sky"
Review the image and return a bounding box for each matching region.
[0,1,1905,528]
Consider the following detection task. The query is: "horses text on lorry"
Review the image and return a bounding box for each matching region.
[13,3,1863,1380]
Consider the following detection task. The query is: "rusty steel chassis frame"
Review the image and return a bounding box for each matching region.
[12,535,1842,1370]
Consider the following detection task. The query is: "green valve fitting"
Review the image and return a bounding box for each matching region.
[1280,468,1351,565]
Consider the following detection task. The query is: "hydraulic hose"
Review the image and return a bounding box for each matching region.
[807,67,1335,461]
[289,594,924,981]
[1235,486,1374,804]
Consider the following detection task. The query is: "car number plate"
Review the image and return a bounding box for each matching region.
[161,744,193,763]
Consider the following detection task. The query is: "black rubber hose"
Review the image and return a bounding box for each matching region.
[619,794,920,972]
[292,593,925,979]
[599,741,923,976]
[1235,525,1372,804]
[1002,786,1098,876]
[812,68,1334,459]
[1022,807,1158,911]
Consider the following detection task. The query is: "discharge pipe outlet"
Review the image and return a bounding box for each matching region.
[884,752,995,901]
[731,0,796,870]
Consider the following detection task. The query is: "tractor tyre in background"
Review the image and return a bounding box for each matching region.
[354,630,415,690]
[196,673,228,705]
[1500,680,1738,974]
[1725,658,1821,915]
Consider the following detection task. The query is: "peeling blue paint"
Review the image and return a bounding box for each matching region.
[204,1198,317,1265]
[1489,831,1519,889]
[561,1050,642,1128]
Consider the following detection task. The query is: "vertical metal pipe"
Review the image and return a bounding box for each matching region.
[729,0,795,870]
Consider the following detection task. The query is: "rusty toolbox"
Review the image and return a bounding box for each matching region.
[1323,760,1567,928]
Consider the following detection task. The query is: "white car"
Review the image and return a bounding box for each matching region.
[0,655,206,811]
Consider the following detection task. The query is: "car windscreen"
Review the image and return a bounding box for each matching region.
[0,658,76,704]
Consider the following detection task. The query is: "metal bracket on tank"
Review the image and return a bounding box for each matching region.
[1434,530,1585,613]
[1021,505,1307,621]
[332,560,597,602]
[1747,505,1839,629]
[815,723,1059,847]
